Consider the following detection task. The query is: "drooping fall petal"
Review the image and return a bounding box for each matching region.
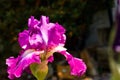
[59,51,87,76]
[6,50,41,79]
[68,57,87,76]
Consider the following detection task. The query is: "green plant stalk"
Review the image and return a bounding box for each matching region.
[108,25,120,80]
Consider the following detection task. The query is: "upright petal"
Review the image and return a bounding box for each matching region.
[40,16,49,45]
[48,23,66,47]
[6,50,41,79]
[28,16,40,31]
[18,30,29,49]
[59,51,87,76]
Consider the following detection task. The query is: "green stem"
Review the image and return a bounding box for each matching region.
[107,25,120,80]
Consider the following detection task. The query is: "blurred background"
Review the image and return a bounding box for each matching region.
[0,0,119,80]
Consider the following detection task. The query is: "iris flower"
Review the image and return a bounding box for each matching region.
[6,16,87,79]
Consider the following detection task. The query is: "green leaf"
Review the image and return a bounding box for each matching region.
[30,61,48,80]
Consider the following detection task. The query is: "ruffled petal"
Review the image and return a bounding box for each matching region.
[19,16,66,51]
[48,23,66,47]
[68,57,87,76]
[59,51,87,76]
[18,30,29,49]
[28,16,40,31]
[6,50,41,79]
[29,33,45,50]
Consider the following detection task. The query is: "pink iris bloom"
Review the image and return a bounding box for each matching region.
[6,15,87,79]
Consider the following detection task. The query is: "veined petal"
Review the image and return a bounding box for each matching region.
[6,50,41,79]
[40,16,49,45]
[29,34,43,45]
[59,51,87,76]
[29,33,45,50]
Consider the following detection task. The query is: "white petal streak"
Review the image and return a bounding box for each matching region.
[53,46,67,52]
[22,49,43,58]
